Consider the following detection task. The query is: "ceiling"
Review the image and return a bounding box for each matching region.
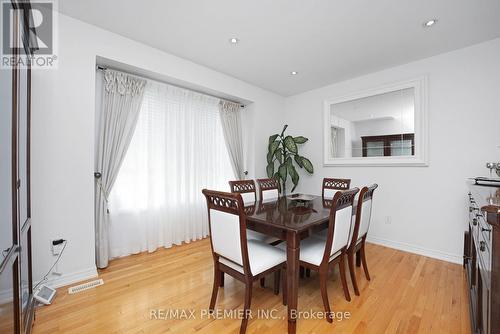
[59,0,500,96]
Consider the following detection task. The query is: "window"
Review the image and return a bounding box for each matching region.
[107,80,234,258]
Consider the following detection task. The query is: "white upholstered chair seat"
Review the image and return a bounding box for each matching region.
[219,239,286,275]
[246,230,280,244]
[277,236,341,267]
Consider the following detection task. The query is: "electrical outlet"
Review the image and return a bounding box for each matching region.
[385,216,392,225]
[51,239,64,255]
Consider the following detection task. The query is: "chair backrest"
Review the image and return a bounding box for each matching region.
[202,189,250,274]
[256,178,279,201]
[229,180,257,205]
[349,184,378,250]
[321,188,359,264]
[322,178,351,199]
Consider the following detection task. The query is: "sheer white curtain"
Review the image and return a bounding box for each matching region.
[219,101,244,179]
[108,80,234,258]
[95,70,146,268]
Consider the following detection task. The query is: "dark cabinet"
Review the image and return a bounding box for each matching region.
[0,1,34,333]
[464,185,500,334]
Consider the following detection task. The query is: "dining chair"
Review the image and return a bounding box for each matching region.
[279,188,359,323]
[307,177,352,278]
[346,184,378,296]
[256,178,280,201]
[229,180,281,288]
[202,189,286,334]
[313,178,353,274]
[322,178,351,199]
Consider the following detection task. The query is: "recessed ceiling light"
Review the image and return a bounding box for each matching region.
[423,19,438,28]
[290,71,298,75]
[229,37,239,44]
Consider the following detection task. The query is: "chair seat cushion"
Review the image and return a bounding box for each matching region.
[219,239,286,275]
[277,237,342,266]
[246,229,281,244]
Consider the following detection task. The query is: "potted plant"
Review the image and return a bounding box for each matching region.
[266,125,314,194]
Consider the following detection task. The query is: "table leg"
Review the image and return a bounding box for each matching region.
[286,231,300,334]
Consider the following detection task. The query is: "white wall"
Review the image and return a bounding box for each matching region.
[284,38,500,263]
[30,14,284,287]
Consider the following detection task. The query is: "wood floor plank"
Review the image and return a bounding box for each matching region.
[32,239,470,334]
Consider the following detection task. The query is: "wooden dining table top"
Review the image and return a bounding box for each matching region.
[244,195,335,232]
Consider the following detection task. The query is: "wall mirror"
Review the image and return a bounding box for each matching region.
[323,77,428,166]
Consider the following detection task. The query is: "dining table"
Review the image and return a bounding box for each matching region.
[244,194,337,334]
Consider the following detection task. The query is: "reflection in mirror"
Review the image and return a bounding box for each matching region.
[329,87,415,159]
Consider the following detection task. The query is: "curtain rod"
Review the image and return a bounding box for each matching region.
[96,65,245,108]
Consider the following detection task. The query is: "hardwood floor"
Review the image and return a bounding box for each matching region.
[33,239,470,334]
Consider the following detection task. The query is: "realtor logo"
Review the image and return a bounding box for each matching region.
[1,0,58,69]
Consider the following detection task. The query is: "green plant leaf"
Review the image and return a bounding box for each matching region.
[288,164,299,186]
[283,136,298,154]
[300,157,314,174]
[278,163,287,181]
[269,140,280,154]
[294,154,304,168]
[266,162,274,178]
[286,156,292,167]
[269,134,279,144]
[275,148,283,164]
[293,136,308,144]
[267,151,273,164]
[267,140,280,163]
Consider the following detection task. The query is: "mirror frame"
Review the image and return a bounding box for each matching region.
[323,76,428,167]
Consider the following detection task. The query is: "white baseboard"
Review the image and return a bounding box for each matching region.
[41,266,98,289]
[1,267,97,302]
[366,235,463,264]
